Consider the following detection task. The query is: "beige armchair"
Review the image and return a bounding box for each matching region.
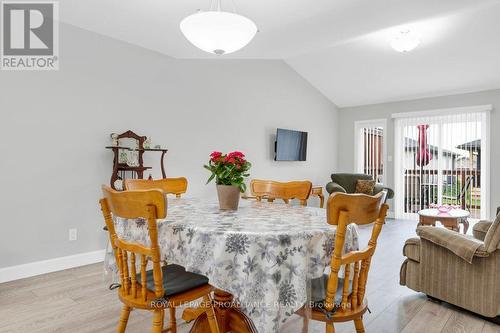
[400,215,500,319]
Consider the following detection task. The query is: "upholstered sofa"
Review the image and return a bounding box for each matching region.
[325,173,394,199]
[400,214,500,319]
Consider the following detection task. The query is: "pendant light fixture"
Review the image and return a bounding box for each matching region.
[180,0,257,55]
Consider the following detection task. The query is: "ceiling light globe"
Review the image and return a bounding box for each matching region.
[180,11,257,55]
[391,30,421,53]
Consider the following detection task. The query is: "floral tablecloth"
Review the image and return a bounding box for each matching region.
[105,198,359,332]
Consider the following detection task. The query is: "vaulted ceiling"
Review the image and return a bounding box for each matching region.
[61,0,500,107]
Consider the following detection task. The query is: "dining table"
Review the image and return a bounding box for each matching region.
[104,197,359,333]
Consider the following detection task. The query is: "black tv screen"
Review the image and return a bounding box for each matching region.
[275,128,308,161]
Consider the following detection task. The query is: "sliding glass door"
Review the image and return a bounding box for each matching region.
[394,109,490,220]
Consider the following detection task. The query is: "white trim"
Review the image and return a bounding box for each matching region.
[482,111,491,219]
[0,249,105,283]
[353,118,388,126]
[391,104,492,119]
[393,118,404,219]
[353,119,388,184]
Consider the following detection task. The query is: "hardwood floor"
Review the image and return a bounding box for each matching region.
[0,218,498,333]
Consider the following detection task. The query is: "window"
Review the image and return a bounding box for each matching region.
[354,119,387,184]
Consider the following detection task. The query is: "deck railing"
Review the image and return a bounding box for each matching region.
[404,169,481,217]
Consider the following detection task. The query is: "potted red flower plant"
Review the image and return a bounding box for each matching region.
[204,151,251,210]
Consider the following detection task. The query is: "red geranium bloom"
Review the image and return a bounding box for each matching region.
[210,151,222,162]
[210,151,222,158]
[228,151,245,159]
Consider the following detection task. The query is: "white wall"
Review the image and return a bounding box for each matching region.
[337,89,500,218]
[0,24,338,269]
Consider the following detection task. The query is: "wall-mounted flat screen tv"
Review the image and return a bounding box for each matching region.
[275,128,308,161]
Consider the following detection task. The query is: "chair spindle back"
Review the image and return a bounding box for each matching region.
[100,185,166,302]
[324,192,388,312]
[250,179,312,205]
[124,177,188,198]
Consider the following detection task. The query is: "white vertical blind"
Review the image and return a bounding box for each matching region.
[394,110,489,220]
[355,119,387,186]
[360,127,384,183]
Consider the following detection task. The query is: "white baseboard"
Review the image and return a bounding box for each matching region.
[0,249,106,284]
[387,210,395,219]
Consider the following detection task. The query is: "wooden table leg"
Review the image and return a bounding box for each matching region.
[438,218,460,232]
[318,193,325,209]
[188,289,257,333]
[461,218,469,234]
[419,215,436,227]
[310,186,325,208]
[419,215,468,234]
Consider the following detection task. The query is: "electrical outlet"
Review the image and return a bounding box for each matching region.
[69,228,77,241]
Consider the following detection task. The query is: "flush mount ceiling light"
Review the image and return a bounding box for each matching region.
[180,0,257,55]
[391,30,421,52]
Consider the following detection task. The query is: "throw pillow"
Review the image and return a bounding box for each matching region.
[355,179,375,195]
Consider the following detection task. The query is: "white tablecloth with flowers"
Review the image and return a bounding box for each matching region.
[106,198,359,332]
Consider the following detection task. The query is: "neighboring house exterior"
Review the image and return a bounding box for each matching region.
[402,137,482,216]
[403,137,459,176]
[456,139,481,170]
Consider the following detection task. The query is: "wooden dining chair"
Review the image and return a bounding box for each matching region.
[298,191,388,333]
[124,177,188,198]
[99,186,219,333]
[250,179,312,206]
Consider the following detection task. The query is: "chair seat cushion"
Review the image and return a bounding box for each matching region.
[140,264,209,297]
[403,238,421,262]
[310,274,352,309]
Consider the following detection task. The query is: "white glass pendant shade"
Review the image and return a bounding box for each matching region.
[180,11,257,55]
[391,30,421,52]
